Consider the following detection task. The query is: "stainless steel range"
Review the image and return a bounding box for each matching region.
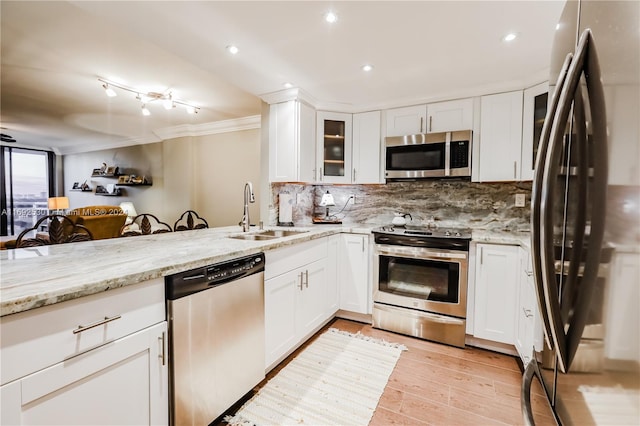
[372,225,471,348]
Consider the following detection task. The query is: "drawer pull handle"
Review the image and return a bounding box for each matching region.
[73,315,122,334]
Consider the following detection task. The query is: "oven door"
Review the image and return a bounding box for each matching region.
[373,244,468,318]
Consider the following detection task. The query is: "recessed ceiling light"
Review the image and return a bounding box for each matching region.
[226,45,239,55]
[283,82,293,89]
[325,11,338,23]
[503,33,517,42]
[362,64,374,72]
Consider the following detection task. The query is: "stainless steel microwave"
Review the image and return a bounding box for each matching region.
[384,130,472,179]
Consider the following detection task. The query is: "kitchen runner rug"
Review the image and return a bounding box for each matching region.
[225,327,407,426]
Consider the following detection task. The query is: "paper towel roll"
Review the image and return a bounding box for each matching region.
[279,193,293,224]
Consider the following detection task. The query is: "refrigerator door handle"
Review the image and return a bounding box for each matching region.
[540,28,608,374]
[521,357,538,426]
[531,52,573,351]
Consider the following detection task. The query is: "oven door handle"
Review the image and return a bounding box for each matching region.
[376,244,468,261]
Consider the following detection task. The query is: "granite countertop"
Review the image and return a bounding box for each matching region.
[0,225,358,317]
[0,222,532,317]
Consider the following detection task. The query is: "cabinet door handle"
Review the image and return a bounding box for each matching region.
[73,315,122,334]
[514,161,517,179]
[304,270,309,288]
[159,332,166,366]
[319,168,323,181]
[429,116,432,132]
[362,237,365,252]
[480,247,483,265]
[523,308,533,318]
[298,272,304,290]
[420,117,424,133]
[353,168,356,182]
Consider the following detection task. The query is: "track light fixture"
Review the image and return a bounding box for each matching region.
[98,78,199,116]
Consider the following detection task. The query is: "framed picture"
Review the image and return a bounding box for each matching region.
[118,175,130,184]
[92,168,102,176]
[105,166,117,175]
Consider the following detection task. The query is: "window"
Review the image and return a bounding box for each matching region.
[1,147,55,236]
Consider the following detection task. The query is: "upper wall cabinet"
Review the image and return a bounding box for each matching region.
[521,82,549,181]
[475,91,524,182]
[426,98,474,133]
[385,105,426,137]
[269,100,316,183]
[385,98,474,138]
[316,111,353,184]
[352,111,383,184]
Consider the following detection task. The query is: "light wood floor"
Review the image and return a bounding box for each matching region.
[221,318,557,425]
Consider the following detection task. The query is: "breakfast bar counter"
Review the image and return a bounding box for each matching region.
[0,226,344,317]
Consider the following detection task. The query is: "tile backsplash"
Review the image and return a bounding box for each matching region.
[270,182,640,245]
[270,180,533,232]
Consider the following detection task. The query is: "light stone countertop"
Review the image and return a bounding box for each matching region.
[0,225,355,317]
[0,222,528,317]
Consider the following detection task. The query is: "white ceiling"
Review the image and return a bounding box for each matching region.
[0,0,566,155]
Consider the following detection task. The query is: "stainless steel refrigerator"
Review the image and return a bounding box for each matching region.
[523,0,639,424]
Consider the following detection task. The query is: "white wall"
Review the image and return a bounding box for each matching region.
[62,128,261,227]
[191,129,261,227]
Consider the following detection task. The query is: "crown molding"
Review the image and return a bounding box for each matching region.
[153,115,261,140]
[259,88,318,108]
[59,134,162,155]
[58,115,262,155]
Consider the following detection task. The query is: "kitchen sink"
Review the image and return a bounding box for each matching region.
[228,229,308,241]
[258,230,308,237]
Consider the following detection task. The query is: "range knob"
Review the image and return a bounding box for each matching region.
[444,230,451,236]
[455,232,461,237]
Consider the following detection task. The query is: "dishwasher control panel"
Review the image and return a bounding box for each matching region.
[166,253,264,300]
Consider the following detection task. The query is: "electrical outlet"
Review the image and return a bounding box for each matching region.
[515,193,526,207]
[349,194,356,204]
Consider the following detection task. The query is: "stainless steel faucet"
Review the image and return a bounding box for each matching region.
[241,181,255,232]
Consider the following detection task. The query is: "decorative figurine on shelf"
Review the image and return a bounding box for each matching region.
[100,162,107,174]
[80,180,90,191]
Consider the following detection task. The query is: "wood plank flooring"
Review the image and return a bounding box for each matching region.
[220,318,557,425]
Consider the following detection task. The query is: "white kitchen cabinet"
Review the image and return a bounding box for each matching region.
[605,251,640,363]
[514,246,543,365]
[474,243,519,345]
[385,104,427,137]
[264,238,333,369]
[269,100,316,182]
[0,279,168,425]
[317,111,352,183]
[297,258,329,333]
[521,82,549,181]
[1,322,168,425]
[338,233,371,314]
[352,110,383,183]
[326,235,340,316]
[426,98,474,133]
[476,91,524,182]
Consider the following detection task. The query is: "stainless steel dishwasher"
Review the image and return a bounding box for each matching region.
[165,252,265,425]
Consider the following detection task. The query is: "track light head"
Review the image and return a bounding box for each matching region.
[141,104,151,116]
[103,83,117,97]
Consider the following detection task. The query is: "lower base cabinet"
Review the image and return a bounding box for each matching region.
[0,322,168,425]
[474,243,519,345]
[515,247,539,364]
[264,238,331,370]
[338,233,371,314]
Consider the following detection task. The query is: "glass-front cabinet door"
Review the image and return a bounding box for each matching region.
[521,81,549,181]
[316,111,352,183]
